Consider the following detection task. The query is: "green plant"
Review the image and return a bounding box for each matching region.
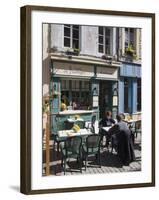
[43,101,49,113]
[73,48,80,53]
[66,47,73,52]
[65,48,80,56]
[125,45,135,56]
[52,91,61,98]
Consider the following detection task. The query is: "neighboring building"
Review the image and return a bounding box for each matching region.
[42,24,141,132]
[117,28,141,115]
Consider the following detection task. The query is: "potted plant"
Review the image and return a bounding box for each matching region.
[43,100,50,114]
[101,54,112,61]
[65,48,80,56]
[73,48,80,56]
[66,48,74,55]
[52,91,60,98]
[125,45,136,61]
[125,45,135,56]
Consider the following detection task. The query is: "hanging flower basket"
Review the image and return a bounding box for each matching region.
[52,91,61,98]
[43,102,50,114]
[125,45,135,56]
[125,45,136,61]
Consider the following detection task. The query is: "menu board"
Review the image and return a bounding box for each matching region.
[93,96,99,107]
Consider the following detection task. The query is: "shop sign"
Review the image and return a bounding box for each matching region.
[97,66,118,79]
[53,62,94,77]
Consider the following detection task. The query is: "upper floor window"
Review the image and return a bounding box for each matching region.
[98,27,111,55]
[138,29,142,59]
[64,25,80,49]
[125,28,135,50]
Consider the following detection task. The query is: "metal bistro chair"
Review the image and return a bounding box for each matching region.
[111,133,119,153]
[60,136,83,175]
[135,120,141,138]
[129,120,141,143]
[82,135,101,170]
[91,115,96,134]
[52,115,66,153]
[127,122,135,145]
[52,133,65,153]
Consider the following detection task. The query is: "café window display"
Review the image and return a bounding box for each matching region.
[61,79,91,111]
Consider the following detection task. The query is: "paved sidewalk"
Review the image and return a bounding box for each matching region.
[43,134,141,176]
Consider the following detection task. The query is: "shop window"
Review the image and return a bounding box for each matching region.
[64,25,80,49]
[98,27,111,55]
[71,80,80,90]
[61,79,90,110]
[138,29,142,59]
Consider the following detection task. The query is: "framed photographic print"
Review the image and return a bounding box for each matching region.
[20,5,155,194]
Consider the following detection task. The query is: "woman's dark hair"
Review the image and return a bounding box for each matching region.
[106,111,112,117]
[116,113,125,122]
[116,114,122,122]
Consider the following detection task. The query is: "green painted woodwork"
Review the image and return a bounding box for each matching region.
[51,111,99,133]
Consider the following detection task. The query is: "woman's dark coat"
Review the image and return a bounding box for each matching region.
[109,121,135,165]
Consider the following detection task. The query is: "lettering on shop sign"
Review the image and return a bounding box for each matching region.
[97,67,115,74]
[97,66,117,79]
[53,62,94,77]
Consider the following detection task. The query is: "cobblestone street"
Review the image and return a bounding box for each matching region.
[43,134,141,176]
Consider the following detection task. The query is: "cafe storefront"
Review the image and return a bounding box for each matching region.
[50,55,121,132]
[118,62,141,117]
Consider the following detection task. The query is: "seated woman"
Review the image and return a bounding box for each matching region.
[99,111,115,147]
[99,111,115,127]
[109,114,135,165]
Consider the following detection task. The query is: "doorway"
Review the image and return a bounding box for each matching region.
[99,81,112,119]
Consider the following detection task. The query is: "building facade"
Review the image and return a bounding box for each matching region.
[42,24,141,132]
[117,28,141,115]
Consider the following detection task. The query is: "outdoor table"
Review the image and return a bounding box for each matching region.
[58,128,93,141]
[101,126,112,132]
[123,119,141,131]
[101,126,113,136]
[123,119,141,141]
[100,126,118,149]
[66,118,84,123]
[123,119,140,125]
[65,118,85,129]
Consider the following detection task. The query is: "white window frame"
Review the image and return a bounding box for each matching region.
[98,27,111,55]
[125,28,135,49]
[138,29,142,59]
[63,24,80,49]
